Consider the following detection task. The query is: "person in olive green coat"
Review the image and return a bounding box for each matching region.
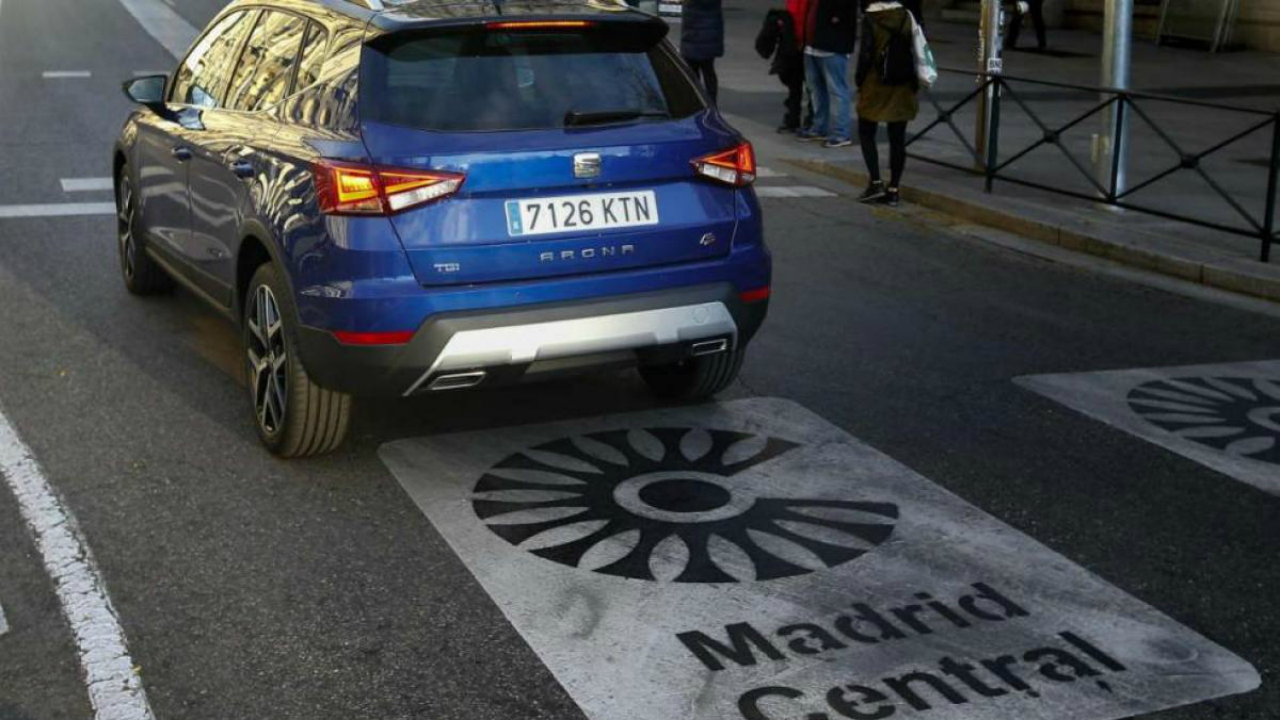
[854,0,923,206]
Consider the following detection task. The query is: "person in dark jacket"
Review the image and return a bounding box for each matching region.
[1007,0,1047,50]
[756,8,808,132]
[854,0,924,206]
[682,0,725,103]
[797,0,858,148]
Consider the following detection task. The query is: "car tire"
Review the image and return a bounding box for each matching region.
[115,163,173,296]
[639,346,745,400]
[243,263,352,458]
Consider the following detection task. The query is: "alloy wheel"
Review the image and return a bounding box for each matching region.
[116,175,137,281]
[246,285,288,436]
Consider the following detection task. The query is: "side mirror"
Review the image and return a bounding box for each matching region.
[122,74,168,109]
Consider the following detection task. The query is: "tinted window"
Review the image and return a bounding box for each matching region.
[361,30,704,132]
[171,11,254,108]
[295,22,329,91]
[227,11,307,112]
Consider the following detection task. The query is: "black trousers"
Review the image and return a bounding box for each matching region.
[1007,0,1047,50]
[686,58,719,104]
[858,119,908,187]
[783,72,805,129]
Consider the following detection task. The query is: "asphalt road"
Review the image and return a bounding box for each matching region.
[0,1,1277,719]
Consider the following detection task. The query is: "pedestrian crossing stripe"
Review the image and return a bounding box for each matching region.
[756,186,837,198]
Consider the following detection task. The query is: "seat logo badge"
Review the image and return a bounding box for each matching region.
[700,232,717,247]
[574,153,602,179]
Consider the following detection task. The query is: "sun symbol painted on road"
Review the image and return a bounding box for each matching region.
[1127,376,1280,466]
[471,428,899,583]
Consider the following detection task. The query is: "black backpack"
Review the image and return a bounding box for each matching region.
[878,13,915,86]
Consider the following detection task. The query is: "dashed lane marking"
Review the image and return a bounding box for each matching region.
[0,407,155,719]
[61,178,114,193]
[0,203,114,219]
[380,397,1258,720]
[756,186,838,198]
[1018,359,1280,496]
[115,0,198,60]
[42,71,92,79]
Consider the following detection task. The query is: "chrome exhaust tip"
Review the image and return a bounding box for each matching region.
[428,371,487,392]
[691,338,730,357]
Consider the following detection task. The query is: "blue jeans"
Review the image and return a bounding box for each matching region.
[804,53,851,141]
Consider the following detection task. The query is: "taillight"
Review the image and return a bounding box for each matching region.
[312,160,464,216]
[693,142,756,187]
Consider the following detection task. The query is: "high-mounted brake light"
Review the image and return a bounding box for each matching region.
[313,160,465,216]
[486,20,595,30]
[692,142,756,187]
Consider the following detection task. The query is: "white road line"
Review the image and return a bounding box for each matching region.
[0,601,8,636]
[61,178,115,193]
[0,409,156,720]
[115,0,199,59]
[0,203,115,219]
[42,71,92,79]
[755,167,788,178]
[755,186,838,198]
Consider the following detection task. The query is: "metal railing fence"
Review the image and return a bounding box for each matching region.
[906,67,1280,262]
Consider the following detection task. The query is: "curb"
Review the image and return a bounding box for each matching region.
[786,158,1280,305]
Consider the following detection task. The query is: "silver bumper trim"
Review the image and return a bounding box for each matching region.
[403,301,738,396]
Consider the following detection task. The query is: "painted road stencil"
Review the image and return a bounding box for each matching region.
[379,398,1258,720]
[1018,360,1280,496]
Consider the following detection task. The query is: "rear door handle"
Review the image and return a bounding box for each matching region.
[171,146,192,162]
[227,160,255,179]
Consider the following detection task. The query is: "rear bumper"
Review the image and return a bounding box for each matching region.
[296,282,768,397]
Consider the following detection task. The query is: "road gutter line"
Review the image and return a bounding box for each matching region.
[0,408,156,720]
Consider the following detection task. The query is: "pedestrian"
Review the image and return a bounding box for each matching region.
[755,3,807,132]
[1007,0,1047,51]
[797,0,858,148]
[854,0,936,206]
[681,0,725,103]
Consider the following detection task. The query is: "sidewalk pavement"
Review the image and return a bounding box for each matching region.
[712,2,1280,302]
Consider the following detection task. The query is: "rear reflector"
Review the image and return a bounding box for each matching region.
[693,142,756,187]
[313,159,464,216]
[740,287,771,303]
[486,20,595,30]
[332,330,415,346]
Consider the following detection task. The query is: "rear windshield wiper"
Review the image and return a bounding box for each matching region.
[564,109,671,127]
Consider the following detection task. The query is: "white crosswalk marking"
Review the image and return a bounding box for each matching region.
[61,178,114,193]
[42,71,92,79]
[755,167,788,178]
[755,186,837,198]
[0,601,8,636]
[0,203,115,219]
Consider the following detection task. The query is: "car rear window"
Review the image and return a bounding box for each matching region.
[361,27,705,132]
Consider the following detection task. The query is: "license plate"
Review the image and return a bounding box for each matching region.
[505,191,659,237]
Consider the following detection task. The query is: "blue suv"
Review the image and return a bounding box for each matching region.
[115,0,771,457]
